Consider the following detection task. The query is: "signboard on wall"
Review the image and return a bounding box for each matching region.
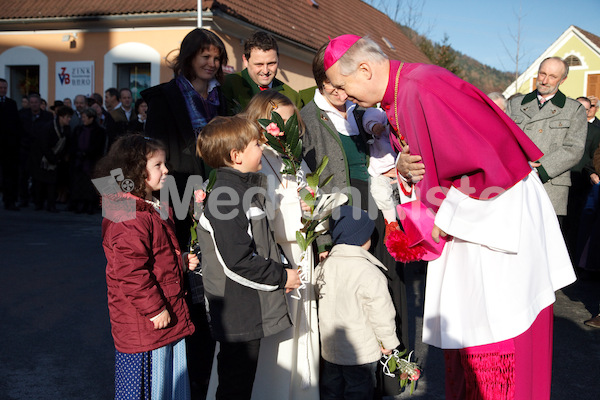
[55,61,94,101]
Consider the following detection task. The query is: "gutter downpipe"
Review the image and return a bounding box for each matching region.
[198,0,202,28]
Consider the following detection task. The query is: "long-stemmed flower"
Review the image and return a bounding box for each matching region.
[259,111,347,300]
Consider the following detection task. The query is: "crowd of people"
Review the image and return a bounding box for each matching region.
[1,27,599,400]
[0,81,149,213]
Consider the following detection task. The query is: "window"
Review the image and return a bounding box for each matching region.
[104,42,160,100]
[565,55,582,67]
[10,65,39,100]
[116,63,151,100]
[0,45,48,100]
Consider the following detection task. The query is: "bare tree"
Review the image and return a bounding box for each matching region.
[364,0,426,38]
[500,1,528,92]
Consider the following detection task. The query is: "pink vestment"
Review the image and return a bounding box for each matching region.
[380,60,563,400]
[382,60,543,212]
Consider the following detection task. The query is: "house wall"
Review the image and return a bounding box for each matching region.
[555,36,600,98]
[0,26,315,103]
[507,31,600,101]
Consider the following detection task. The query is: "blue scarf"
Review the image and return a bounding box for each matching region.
[176,75,220,136]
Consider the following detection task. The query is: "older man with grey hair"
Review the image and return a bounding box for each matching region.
[324,35,576,400]
[69,94,86,130]
[506,56,587,220]
[487,91,506,112]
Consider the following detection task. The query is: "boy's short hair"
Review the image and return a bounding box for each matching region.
[197,116,264,168]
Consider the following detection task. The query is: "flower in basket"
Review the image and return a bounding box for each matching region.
[380,348,421,395]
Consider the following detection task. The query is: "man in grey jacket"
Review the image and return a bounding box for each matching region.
[507,57,587,220]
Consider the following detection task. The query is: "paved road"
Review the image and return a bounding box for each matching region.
[1,204,599,399]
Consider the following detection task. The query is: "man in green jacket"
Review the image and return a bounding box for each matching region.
[222,31,301,114]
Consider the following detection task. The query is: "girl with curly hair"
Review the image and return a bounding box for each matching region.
[96,134,199,400]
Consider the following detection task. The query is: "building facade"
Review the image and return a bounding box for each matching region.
[0,1,430,104]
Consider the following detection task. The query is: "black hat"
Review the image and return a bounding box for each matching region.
[330,205,375,246]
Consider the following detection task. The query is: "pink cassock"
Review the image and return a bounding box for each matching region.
[382,60,543,212]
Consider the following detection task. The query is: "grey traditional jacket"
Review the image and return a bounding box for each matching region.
[507,90,587,215]
[300,100,370,203]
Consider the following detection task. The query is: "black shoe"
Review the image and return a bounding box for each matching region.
[4,204,20,211]
[18,201,28,208]
[46,206,59,213]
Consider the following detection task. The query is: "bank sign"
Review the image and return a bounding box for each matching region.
[55,61,94,101]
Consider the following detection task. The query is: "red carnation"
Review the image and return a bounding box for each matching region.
[385,229,427,263]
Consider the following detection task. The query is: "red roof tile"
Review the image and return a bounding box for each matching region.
[208,0,430,63]
[577,26,600,50]
[0,1,196,19]
[0,0,430,63]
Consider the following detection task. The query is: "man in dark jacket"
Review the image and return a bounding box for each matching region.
[18,93,53,207]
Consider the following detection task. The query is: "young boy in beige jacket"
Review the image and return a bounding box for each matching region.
[315,205,400,399]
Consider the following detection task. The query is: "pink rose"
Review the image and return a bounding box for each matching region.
[194,189,206,203]
[266,122,284,137]
[410,369,421,381]
[400,373,409,380]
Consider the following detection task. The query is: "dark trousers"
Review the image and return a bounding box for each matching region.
[34,178,57,210]
[216,339,260,400]
[321,360,378,400]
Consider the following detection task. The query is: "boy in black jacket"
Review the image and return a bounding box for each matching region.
[196,116,301,399]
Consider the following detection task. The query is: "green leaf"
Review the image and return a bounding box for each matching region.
[257,118,272,130]
[315,155,329,177]
[207,169,217,193]
[284,113,299,147]
[388,356,397,372]
[319,174,333,188]
[189,220,198,245]
[307,219,321,231]
[264,132,285,154]
[304,233,321,249]
[296,231,307,251]
[281,158,297,175]
[299,188,316,209]
[306,173,319,189]
[272,111,285,131]
[291,138,303,162]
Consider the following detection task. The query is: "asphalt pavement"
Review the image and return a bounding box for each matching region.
[0,203,599,399]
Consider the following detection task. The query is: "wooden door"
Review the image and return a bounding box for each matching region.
[587,74,600,98]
